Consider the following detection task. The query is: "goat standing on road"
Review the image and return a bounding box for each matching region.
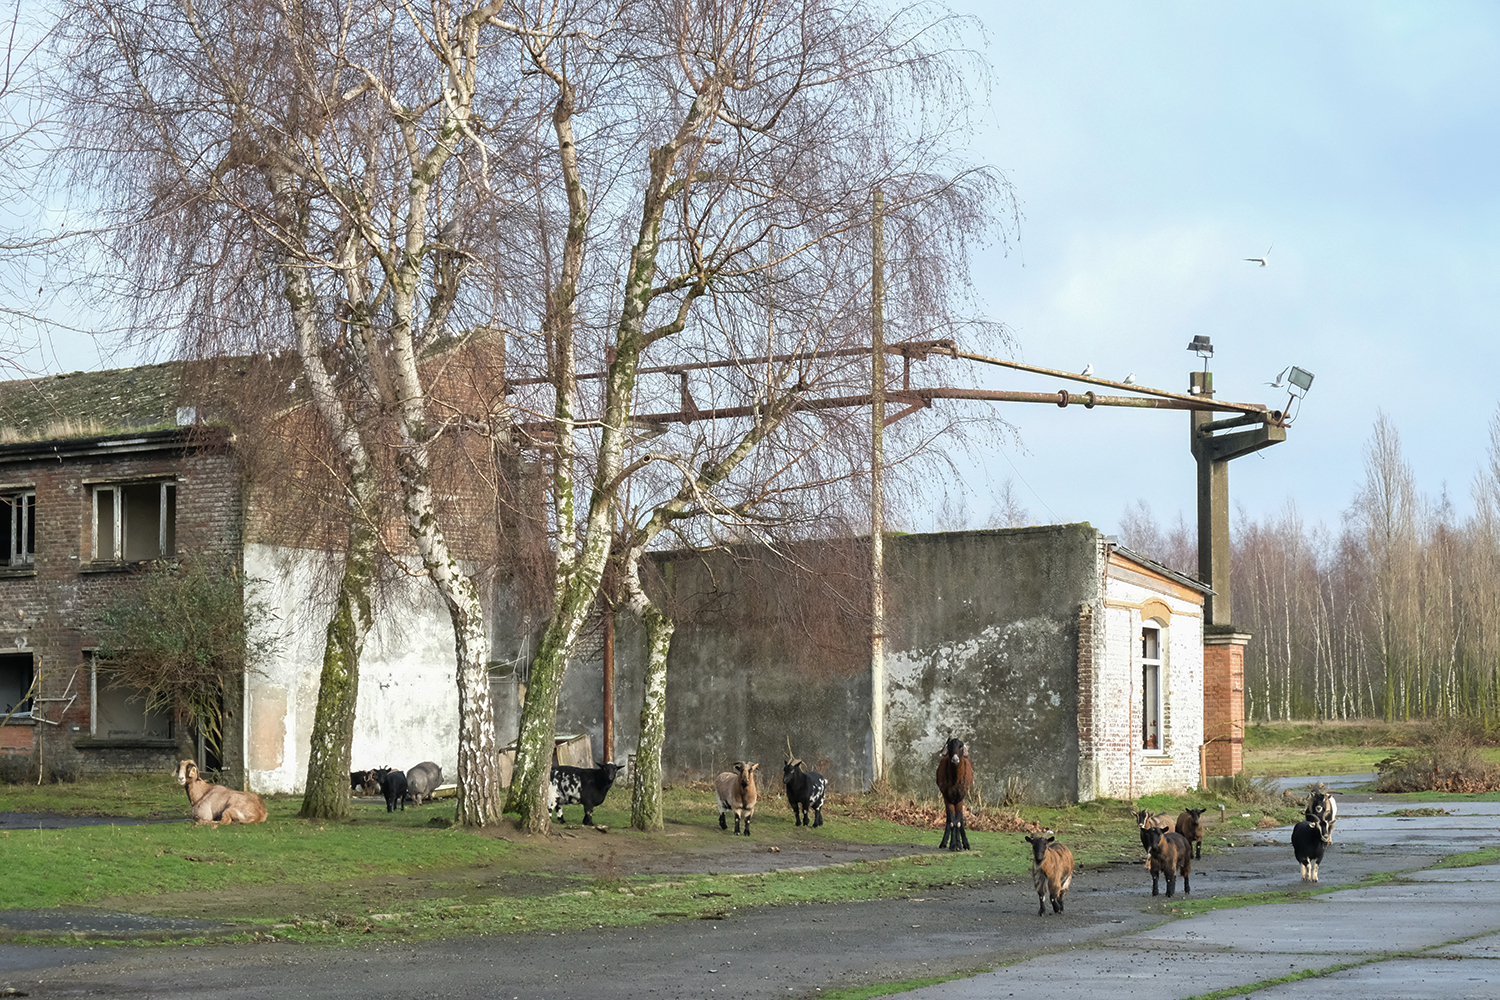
[936,737,973,851]
[782,758,827,828]
[715,762,759,836]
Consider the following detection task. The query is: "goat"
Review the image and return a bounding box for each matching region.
[715,762,759,836]
[381,769,408,812]
[1305,789,1337,838]
[1135,809,1174,852]
[1175,807,1207,860]
[405,761,443,806]
[1145,825,1192,897]
[936,736,974,851]
[174,760,267,826]
[1024,832,1074,916]
[782,758,827,828]
[1292,816,1333,881]
[549,760,624,826]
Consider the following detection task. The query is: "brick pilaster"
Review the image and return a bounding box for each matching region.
[1203,630,1250,777]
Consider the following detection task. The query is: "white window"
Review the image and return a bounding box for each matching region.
[1,492,35,567]
[1141,622,1163,751]
[92,482,176,562]
[90,659,172,740]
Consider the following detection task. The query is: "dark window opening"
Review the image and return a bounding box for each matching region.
[0,653,34,718]
[1,493,35,566]
[1141,623,1162,751]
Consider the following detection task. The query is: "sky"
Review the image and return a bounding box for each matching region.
[10,2,1500,544]
[927,1,1500,539]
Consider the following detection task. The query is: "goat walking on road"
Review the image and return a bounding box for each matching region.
[715,762,759,836]
[936,737,973,851]
[1024,832,1073,916]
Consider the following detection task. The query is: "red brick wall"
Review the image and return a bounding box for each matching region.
[0,432,242,777]
[1203,632,1248,777]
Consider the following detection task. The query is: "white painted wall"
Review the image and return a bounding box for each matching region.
[243,543,462,794]
[1096,567,1205,798]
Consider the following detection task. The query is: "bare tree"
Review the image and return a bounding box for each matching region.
[491,0,1011,832]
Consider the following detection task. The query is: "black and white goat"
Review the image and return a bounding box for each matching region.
[549,760,624,826]
[1292,815,1334,882]
[782,758,827,828]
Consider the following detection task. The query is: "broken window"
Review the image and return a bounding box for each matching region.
[92,482,176,562]
[90,659,172,740]
[0,653,33,718]
[1141,622,1163,751]
[1,492,35,567]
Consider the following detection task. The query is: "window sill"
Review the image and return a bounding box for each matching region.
[73,737,178,750]
[1141,753,1174,765]
[0,566,36,579]
[79,560,165,574]
[0,716,35,726]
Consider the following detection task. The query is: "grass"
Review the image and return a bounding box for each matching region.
[0,776,1301,945]
[1242,720,1500,782]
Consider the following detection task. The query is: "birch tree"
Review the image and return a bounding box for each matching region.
[493,0,1009,832]
[49,0,525,822]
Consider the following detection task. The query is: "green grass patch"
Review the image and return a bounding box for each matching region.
[1432,846,1500,869]
[1182,959,1373,1000]
[1164,870,1402,918]
[1382,807,1452,817]
[0,772,186,819]
[814,969,982,1000]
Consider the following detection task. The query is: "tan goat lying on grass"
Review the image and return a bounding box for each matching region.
[174,760,268,826]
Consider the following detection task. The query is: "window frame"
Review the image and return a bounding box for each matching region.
[0,651,34,721]
[1140,620,1165,753]
[1,490,35,567]
[91,480,177,563]
[88,653,174,742]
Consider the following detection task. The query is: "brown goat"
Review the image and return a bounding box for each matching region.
[936,737,973,851]
[715,762,759,836]
[1024,832,1074,916]
[1145,825,1191,897]
[175,760,268,826]
[1175,807,1207,859]
[1135,809,1174,851]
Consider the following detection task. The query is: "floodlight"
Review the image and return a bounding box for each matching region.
[1287,366,1314,393]
[1186,335,1214,358]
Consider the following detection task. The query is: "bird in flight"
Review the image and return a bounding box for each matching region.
[1245,245,1273,267]
[1266,367,1288,388]
[1123,372,1137,385]
[1080,363,1094,377]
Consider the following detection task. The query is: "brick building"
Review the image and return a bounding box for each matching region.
[0,348,506,792]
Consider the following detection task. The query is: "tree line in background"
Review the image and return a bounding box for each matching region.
[1121,411,1500,727]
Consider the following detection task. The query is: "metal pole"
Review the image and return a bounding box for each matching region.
[870,190,886,786]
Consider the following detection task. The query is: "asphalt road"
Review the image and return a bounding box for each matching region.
[3,793,1498,1000]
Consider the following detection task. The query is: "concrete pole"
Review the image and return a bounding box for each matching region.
[1190,370,1231,627]
[870,190,886,785]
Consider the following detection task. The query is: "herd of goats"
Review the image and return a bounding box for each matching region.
[173,736,1341,919]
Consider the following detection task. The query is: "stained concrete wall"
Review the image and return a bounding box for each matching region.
[881,526,1101,805]
[537,526,1104,805]
[244,544,461,793]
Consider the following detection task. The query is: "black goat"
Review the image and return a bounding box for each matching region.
[1292,816,1333,881]
[380,769,408,812]
[549,761,624,826]
[782,758,827,828]
[935,737,973,851]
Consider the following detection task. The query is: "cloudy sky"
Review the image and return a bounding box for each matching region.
[13,3,1499,543]
[930,1,1500,538]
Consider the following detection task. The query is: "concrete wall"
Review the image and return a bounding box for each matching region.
[881,526,1101,805]
[244,544,462,794]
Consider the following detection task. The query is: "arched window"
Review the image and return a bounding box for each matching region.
[1141,621,1164,751]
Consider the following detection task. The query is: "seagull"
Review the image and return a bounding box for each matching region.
[1265,366,1288,388]
[1245,245,1273,267]
[1080,363,1094,377]
[1123,372,1137,385]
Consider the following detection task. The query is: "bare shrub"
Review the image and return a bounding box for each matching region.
[1375,722,1500,793]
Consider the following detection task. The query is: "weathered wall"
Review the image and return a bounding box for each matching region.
[538,527,1103,805]
[244,544,462,794]
[881,526,1101,805]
